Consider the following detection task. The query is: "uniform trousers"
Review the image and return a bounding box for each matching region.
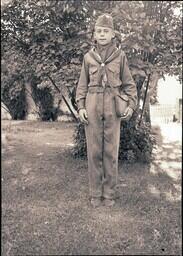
[85,86,121,199]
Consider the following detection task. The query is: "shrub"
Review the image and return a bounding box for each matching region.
[31,78,60,121]
[119,119,156,163]
[72,118,156,163]
[72,122,87,158]
[1,74,27,120]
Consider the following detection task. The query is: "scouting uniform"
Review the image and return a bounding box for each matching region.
[76,15,137,201]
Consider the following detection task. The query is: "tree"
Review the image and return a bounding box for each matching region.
[2,0,181,115]
[1,0,182,161]
[71,0,182,162]
[1,0,92,119]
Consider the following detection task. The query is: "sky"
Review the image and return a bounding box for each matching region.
[157,76,182,105]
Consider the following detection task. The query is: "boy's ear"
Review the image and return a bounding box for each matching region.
[112,30,115,38]
[93,31,96,40]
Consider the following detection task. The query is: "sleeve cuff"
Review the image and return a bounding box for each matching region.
[128,102,136,111]
[77,98,86,111]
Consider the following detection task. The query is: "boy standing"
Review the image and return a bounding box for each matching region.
[76,14,137,207]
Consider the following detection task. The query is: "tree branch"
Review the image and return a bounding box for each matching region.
[139,73,151,125]
[1,102,11,115]
[47,74,78,121]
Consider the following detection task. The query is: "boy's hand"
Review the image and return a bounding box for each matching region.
[79,108,88,125]
[120,107,133,121]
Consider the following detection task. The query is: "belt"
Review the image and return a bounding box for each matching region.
[88,86,120,93]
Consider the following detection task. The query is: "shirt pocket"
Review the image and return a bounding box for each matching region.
[107,63,120,79]
[107,62,121,86]
[89,66,98,84]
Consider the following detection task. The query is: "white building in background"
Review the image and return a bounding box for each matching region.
[151,75,182,124]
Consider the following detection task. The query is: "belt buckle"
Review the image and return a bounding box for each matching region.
[102,80,106,88]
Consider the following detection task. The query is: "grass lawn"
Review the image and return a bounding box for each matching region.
[2,120,182,255]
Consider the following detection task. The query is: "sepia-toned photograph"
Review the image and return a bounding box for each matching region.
[1,0,182,255]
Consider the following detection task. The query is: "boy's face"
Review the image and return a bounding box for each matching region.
[94,26,115,45]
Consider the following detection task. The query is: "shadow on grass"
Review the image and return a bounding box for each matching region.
[2,121,181,255]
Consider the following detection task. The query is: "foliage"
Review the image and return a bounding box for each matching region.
[72,122,87,158]
[1,0,182,161]
[2,0,182,108]
[72,118,156,163]
[1,76,27,120]
[113,1,182,79]
[1,0,92,119]
[119,119,156,163]
[1,50,28,119]
[1,0,91,85]
[31,78,54,121]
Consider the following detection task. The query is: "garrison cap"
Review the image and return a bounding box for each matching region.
[95,14,114,29]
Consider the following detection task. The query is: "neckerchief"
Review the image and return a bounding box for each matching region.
[96,41,115,62]
[89,41,121,87]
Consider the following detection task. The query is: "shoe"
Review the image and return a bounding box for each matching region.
[104,199,115,207]
[90,198,102,208]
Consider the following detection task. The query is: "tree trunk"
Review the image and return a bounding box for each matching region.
[144,94,151,125]
[25,81,39,120]
[149,72,160,96]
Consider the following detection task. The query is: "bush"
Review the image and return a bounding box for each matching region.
[119,119,156,163]
[31,78,60,121]
[72,122,87,158]
[1,74,27,120]
[72,118,156,163]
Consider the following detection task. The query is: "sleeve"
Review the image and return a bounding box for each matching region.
[76,55,89,111]
[120,52,137,111]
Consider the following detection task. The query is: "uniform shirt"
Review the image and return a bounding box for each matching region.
[76,42,137,111]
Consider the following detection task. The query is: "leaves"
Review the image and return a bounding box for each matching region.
[131,68,146,78]
[1,0,182,121]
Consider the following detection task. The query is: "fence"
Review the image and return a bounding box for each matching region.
[150,104,178,124]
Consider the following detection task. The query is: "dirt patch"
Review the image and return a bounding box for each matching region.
[2,120,181,255]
